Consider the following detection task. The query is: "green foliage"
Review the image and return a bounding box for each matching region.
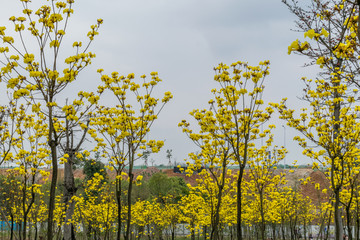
[132,180,151,202]
[148,172,189,201]
[83,153,107,182]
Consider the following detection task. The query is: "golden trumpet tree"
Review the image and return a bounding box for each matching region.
[185,169,235,240]
[0,101,19,167]
[180,60,273,240]
[73,173,117,240]
[284,1,360,238]
[131,200,155,239]
[90,71,172,240]
[179,191,209,240]
[275,79,360,240]
[131,197,181,240]
[1,104,50,240]
[0,0,103,238]
[180,105,234,240]
[244,145,286,240]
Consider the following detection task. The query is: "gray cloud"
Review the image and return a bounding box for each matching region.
[0,0,318,166]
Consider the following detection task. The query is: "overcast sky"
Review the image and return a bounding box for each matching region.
[0,0,320,166]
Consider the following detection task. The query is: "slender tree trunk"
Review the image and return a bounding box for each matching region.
[204,226,207,240]
[191,222,195,240]
[48,140,58,240]
[281,219,285,240]
[10,214,14,240]
[290,220,294,240]
[334,190,344,240]
[18,222,21,240]
[23,215,27,240]
[171,226,175,240]
[346,204,353,240]
[63,153,77,240]
[35,222,38,240]
[236,167,245,240]
[333,71,344,240]
[317,208,328,240]
[211,185,223,240]
[22,177,27,240]
[125,150,135,240]
[22,179,36,240]
[356,207,359,240]
[325,210,332,240]
[147,225,152,240]
[272,223,276,240]
[259,191,266,240]
[125,172,134,240]
[116,178,122,240]
[236,134,249,240]
[236,176,241,240]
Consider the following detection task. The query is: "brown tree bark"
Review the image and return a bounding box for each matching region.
[62,118,88,240]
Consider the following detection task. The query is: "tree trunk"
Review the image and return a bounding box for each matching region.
[125,164,134,240]
[22,215,27,240]
[22,179,27,240]
[48,139,58,240]
[18,222,21,240]
[272,223,276,240]
[35,223,38,240]
[191,222,195,240]
[325,210,332,240]
[147,225,152,240]
[116,178,122,240]
[281,219,285,240]
[346,204,353,240]
[204,225,207,240]
[171,226,175,240]
[332,70,343,240]
[63,153,77,240]
[236,134,249,240]
[10,215,14,240]
[259,191,266,240]
[356,208,359,240]
[211,186,223,240]
[236,167,245,240]
[334,190,344,240]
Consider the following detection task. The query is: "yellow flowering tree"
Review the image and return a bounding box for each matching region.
[131,200,155,239]
[28,196,48,240]
[190,170,232,240]
[0,173,22,240]
[0,101,19,167]
[90,71,172,240]
[73,173,117,240]
[351,183,360,239]
[244,145,286,240]
[275,89,360,240]
[180,96,235,240]
[283,1,360,239]
[0,103,50,240]
[180,61,272,240]
[59,104,94,240]
[0,0,103,238]
[339,159,360,239]
[179,191,209,240]
[161,201,182,240]
[146,196,182,240]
